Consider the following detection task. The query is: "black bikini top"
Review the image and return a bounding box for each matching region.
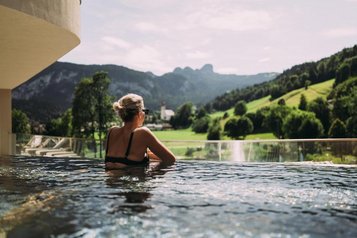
[105,129,149,166]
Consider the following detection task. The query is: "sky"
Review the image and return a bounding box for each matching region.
[60,0,357,76]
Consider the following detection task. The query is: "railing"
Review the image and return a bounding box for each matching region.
[12,134,357,164]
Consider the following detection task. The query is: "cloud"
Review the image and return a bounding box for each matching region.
[322,27,357,38]
[263,46,272,51]
[185,5,273,32]
[125,45,170,73]
[206,10,272,31]
[259,57,271,63]
[135,22,166,33]
[101,36,132,49]
[185,50,211,59]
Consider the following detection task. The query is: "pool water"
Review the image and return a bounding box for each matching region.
[0,156,356,237]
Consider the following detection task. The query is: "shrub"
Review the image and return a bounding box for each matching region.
[192,116,211,133]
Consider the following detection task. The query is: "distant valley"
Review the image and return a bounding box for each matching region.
[12,62,278,122]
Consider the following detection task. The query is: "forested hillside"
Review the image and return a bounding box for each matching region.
[205,45,357,112]
[194,45,357,140]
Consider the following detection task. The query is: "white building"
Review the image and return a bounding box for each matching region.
[160,103,175,121]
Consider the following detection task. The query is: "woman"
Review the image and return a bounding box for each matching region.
[105,93,176,169]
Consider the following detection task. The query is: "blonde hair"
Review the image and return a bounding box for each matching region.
[113,93,144,122]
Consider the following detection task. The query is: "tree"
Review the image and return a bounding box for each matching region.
[308,97,331,136]
[350,56,357,76]
[92,72,115,158]
[328,119,346,138]
[282,111,305,139]
[299,116,324,139]
[207,118,221,140]
[72,77,96,138]
[196,107,207,119]
[170,102,194,129]
[277,98,286,106]
[224,116,253,139]
[12,109,30,134]
[254,107,270,132]
[224,118,239,139]
[72,72,114,158]
[263,105,291,138]
[46,109,72,137]
[335,63,350,86]
[234,100,247,116]
[304,80,311,90]
[283,111,324,139]
[223,112,229,119]
[235,116,254,139]
[298,94,307,110]
[192,116,211,133]
[332,97,350,121]
[270,85,284,100]
[346,116,357,138]
[308,66,318,83]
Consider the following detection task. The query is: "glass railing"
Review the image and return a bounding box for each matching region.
[12,134,357,164]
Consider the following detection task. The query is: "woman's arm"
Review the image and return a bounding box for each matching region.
[141,127,176,164]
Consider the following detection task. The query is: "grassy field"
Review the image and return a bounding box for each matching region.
[211,79,335,117]
[246,79,335,112]
[153,128,207,140]
[153,128,276,141]
[245,133,276,140]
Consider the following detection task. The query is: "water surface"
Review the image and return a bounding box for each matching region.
[0,156,356,237]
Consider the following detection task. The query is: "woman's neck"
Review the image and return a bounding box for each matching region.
[123,121,140,132]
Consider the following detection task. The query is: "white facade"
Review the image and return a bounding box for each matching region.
[160,104,175,121]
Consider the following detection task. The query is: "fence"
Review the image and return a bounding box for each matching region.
[12,134,357,164]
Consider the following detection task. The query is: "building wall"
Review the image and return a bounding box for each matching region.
[0,0,81,155]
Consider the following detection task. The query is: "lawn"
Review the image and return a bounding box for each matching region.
[153,128,207,140]
[245,133,276,140]
[153,128,276,141]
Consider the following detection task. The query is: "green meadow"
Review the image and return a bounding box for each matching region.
[247,79,334,112]
[165,79,334,141]
[153,128,276,141]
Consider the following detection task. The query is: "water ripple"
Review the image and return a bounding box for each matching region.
[0,156,356,237]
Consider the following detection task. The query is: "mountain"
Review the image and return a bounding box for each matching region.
[12,62,278,122]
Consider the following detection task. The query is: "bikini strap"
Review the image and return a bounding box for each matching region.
[125,131,135,158]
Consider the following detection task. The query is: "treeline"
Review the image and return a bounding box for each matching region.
[205,45,357,112]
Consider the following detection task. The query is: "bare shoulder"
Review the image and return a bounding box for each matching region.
[135,126,154,135]
[109,126,120,131]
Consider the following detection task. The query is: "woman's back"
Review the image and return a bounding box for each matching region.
[105,93,175,169]
[106,127,148,163]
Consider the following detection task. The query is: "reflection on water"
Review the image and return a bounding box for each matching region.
[0,156,356,237]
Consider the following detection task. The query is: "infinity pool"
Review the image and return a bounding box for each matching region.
[0,156,356,237]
